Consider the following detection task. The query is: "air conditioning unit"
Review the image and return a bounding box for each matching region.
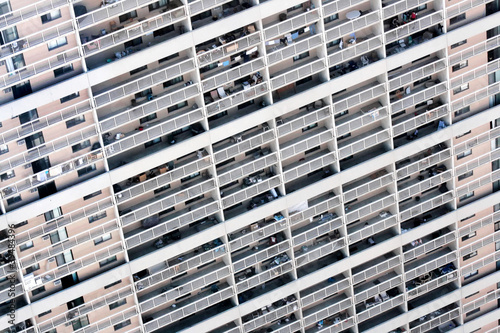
[42,235,50,241]
[17,139,25,146]
[48,257,55,263]
[53,279,61,286]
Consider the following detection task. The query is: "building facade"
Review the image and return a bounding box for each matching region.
[0,0,499,332]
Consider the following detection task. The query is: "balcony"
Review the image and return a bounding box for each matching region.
[399,188,454,222]
[0,47,81,89]
[390,81,447,114]
[305,314,355,333]
[385,11,443,44]
[206,81,268,116]
[353,272,402,304]
[345,191,396,224]
[201,58,265,93]
[357,293,404,322]
[139,262,231,312]
[463,288,500,315]
[407,270,458,301]
[343,171,393,203]
[331,81,386,115]
[404,247,457,281]
[302,294,352,328]
[396,145,451,180]
[0,0,68,29]
[409,305,460,333]
[455,127,500,156]
[300,274,350,307]
[403,230,456,262]
[277,105,330,137]
[328,35,383,68]
[218,152,278,187]
[352,253,400,285]
[289,193,342,225]
[382,0,431,18]
[388,57,446,91]
[398,169,452,201]
[449,35,500,66]
[294,236,345,268]
[213,128,275,163]
[325,11,379,44]
[188,0,233,16]
[135,243,227,292]
[263,8,320,41]
[347,213,398,244]
[452,81,500,115]
[270,57,326,91]
[232,238,290,273]
[279,127,334,160]
[0,280,23,304]
[451,58,500,92]
[242,298,298,332]
[143,283,234,333]
[323,0,366,17]
[392,104,448,139]
[282,149,336,184]
[229,215,288,252]
[221,173,280,209]
[267,34,323,65]
[235,261,294,294]
[93,57,196,108]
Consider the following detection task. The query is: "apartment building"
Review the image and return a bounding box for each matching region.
[0,0,499,332]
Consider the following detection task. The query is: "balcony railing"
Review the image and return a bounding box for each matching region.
[230,218,288,252]
[0,99,92,146]
[312,316,355,333]
[459,211,500,242]
[392,105,448,137]
[456,148,500,177]
[0,47,81,88]
[461,230,500,259]
[100,84,200,132]
[398,169,452,201]
[198,31,261,66]
[343,173,393,203]
[332,82,386,115]
[403,231,456,262]
[407,271,458,300]
[268,34,323,65]
[202,58,265,92]
[396,148,451,180]
[383,0,431,18]
[189,0,231,16]
[348,215,398,244]
[19,219,118,268]
[0,0,67,30]
[214,129,275,163]
[457,168,500,198]
[461,248,500,277]
[140,264,231,312]
[452,81,500,112]
[277,105,331,138]
[0,20,75,59]
[0,125,98,173]
[289,196,342,225]
[336,106,387,137]
[357,294,404,322]
[345,193,396,224]
[450,58,500,90]
[232,240,290,273]
[82,6,187,56]
[352,256,400,284]
[388,58,447,91]
[399,191,454,221]
[463,288,500,314]
[221,174,281,208]
[243,301,298,332]
[325,11,380,42]
[283,150,336,183]
[206,82,269,116]
[136,244,226,291]
[301,277,350,307]
[0,282,23,304]
[105,108,204,157]
[263,8,320,40]
[75,307,137,333]
[391,82,447,114]
[410,308,460,333]
[449,35,500,66]
[16,197,113,244]
[385,11,443,43]
[354,275,402,304]
[280,127,334,160]
[328,35,383,68]
[293,215,343,246]
[94,58,196,107]
[454,127,500,155]
[295,238,345,267]
[404,251,457,281]
[116,156,211,204]
[270,58,325,90]
[323,0,366,16]
[236,261,293,293]
[1,149,104,199]
[338,128,391,159]
[303,297,352,327]
[218,153,278,186]
[446,0,495,19]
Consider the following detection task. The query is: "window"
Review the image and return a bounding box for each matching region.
[130,65,147,76]
[94,233,112,245]
[462,232,476,241]
[124,37,142,48]
[145,137,161,148]
[459,191,474,202]
[44,207,62,221]
[163,75,183,89]
[135,88,152,99]
[458,171,474,181]
[452,60,468,72]
[451,40,467,48]
[66,115,85,128]
[7,195,21,206]
[50,228,68,244]
[119,10,137,23]
[153,184,170,194]
[19,109,38,124]
[464,270,478,279]
[54,64,74,77]
[41,9,61,24]
[0,1,11,15]
[60,92,80,103]
[450,13,466,25]
[453,83,469,95]
[324,14,339,24]
[32,286,46,296]
[109,299,127,310]
[158,52,179,64]
[463,251,477,260]
[38,310,52,317]
[0,144,8,155]
[168,101,188,113]
[461,214,476,222]
[455,106,470,117]
[20,241,34,252]
[26,263,40,274]
[495,221,500,231]
[114,319,131,331]
[89,212,107,223]
[47,36,67,51]
[77,164,96,177]
[457,149,472,159]
[465,291,479,299]
[302,123,318,132]
[414,75,431,86]
[104,280,122,289]
[456,130,471,138]
[466,308,481,317]
[181,172,200,183]
[14,221,28,228]
[72,140,91,153]
[149,0,167,11]
[140,113,157,124]
[99,255,117,268]
[293,51,309,62]
[0,170,15,181]
[72,315,90,330]
[287,5,301,12]
[84,190,102,200]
